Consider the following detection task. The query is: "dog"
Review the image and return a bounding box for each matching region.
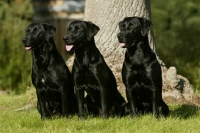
[117,17,169,117]
[63,20,126,119]
[22,23,77,119]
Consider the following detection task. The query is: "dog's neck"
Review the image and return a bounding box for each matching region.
[128,35,150,51]
[32,39,56,71]
[32,41,49,55]
[74,38,99,68]
[33,38,56,54]
[126,35,151,63]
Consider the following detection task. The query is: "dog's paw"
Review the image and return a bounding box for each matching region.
[41,114,51,120]
[130,113,138,118]
[78,115,87,120]
[102,115,108,119]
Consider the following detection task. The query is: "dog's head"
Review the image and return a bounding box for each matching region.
[22,23,56,51]
[63,20,100,51]
[117,17,152,48]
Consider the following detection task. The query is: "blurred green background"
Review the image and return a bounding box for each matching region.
[0,0,200,93]
[152,0,200,91]
[0,0,33,94]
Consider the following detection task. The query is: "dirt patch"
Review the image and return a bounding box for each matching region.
[0,90,9,95]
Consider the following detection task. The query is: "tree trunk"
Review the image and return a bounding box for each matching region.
[67,0,199,106]
[84,0,156,61]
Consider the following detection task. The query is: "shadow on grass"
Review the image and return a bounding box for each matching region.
[170,104,200,119]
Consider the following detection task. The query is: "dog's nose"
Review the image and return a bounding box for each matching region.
[63,36,69,42]
[117,33,123,39]
[22,38,26,43]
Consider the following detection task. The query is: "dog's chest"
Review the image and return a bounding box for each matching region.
[32,75,47,88]
[32,69,60,91]
[129,75,152,101]
[41,78,45,84]
[76,69,98,83]
[123,63,151,86]
[131,50,145,65]
[74,67,105,92]
[127,63,147,78]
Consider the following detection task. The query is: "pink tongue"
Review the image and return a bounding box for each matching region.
[25,47,31,51]
[120,43,125,47]
[66,45,73,51]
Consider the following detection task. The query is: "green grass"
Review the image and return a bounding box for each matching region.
[0,88,200,133]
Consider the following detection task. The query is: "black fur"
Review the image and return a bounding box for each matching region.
[63,20,126,119]
[22,23,77,119]
[117,17,169,117]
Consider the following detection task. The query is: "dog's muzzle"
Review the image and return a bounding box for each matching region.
[63,35,75,51]
[22,38,26,44]
[117,33,123,40]
[117,33,126,47]
[22,38,31,51]
[63,35,73,44]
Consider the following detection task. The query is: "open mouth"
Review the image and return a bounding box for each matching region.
[25,46,31,51]
[118,41,126,48]
[65,43,83,51]
[120,42,126,47]
[119,40,135,48]
[65,44,74,51]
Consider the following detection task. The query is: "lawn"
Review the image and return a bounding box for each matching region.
[0,88,200,133]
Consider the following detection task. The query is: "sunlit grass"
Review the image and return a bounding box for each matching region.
[0,88,200,133]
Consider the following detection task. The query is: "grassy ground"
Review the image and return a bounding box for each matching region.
[0,88,200,133]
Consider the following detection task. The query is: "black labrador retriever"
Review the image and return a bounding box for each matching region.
[117,17,169,117]
[22,23,77,119]
[63,20,126,119]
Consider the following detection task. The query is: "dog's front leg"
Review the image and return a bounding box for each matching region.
[151,86,159,117]
[100,90,108,119]
[76,89,84,119]
[37,90,50,120]
[61,92,69,117]
[126,89,137,117]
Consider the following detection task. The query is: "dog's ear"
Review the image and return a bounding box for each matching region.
[83,21,100,41]
[138,18,152,36]
[41,23,56,41]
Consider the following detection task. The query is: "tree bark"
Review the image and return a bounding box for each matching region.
[84,0,155,61]
[67,0,199,106]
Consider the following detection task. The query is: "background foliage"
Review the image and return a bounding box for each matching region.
[152,0,200,89]
[0,0,33,93]
[0,0,200,93]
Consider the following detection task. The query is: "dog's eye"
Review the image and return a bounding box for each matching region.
[76,29,81,33]
[33,29,39,34]
[74,26,81,33]
[130,25,135,29]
